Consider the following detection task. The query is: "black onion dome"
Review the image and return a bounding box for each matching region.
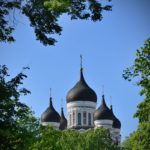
[66,68,97,103]
[41,97,60,123]
[94,95,113,121]
[59,107,67,130]
[110,106,121,129]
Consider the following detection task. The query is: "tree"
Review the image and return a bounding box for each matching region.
[0,0,112,46]
[123,39,150,122]
[84,128,117,150]
[0,65,39,150]
[122,39,150,149]
[122,123,150,150]
[0,0,21,43]
[31,126,117,150]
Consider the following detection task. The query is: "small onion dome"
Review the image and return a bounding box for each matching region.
[66,68,97,103]
[59,107,67,130]
[110,105,121,129]
[94,95,113,121]
[41,97,60,123]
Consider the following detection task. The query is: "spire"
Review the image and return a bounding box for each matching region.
[49,88,53,107]
[60,98,65,118]
[101,95,107,107]
[60,98,66,118]
[49,96,53,107]
[110,97,114,113]
[80,55,83,77]
[80,54,83,69]
[59,105,67,130]
[80,67,85,81]
[79,55,86,83]
[61,107,65,117]
[110,105,113,112]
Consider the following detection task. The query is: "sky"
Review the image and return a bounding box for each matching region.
[1,0,150,140]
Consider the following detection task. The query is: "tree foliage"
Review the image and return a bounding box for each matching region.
[0,0,21,42]
[31,126,117,150]
[123,39,150,122]
[122,123,150,150]
[0,65,39,150]
[0,0,112,46]
[122,39,150,149]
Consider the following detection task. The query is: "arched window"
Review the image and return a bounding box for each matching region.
[70,114,72,126]
[88,113,91,126]
[73,112,75,125]
[83,112,86,125]
[78,113,81,125]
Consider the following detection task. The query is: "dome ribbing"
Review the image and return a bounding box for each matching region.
[59,107,67,130]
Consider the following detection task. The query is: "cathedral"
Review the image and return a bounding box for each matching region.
[41,58,121,144]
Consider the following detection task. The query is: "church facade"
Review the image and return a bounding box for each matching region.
[41,63,121,144]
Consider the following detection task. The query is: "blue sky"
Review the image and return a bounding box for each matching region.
[1,0,150,140]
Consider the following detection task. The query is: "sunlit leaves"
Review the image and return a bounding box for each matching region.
[44,0,71,13]
[31,126,117,150]
[122,123,150,150]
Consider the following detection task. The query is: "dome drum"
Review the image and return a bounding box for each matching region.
[94,120,113,129]
[42,122,60,129]
[67,101,96,109]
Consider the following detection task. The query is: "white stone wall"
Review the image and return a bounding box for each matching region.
[67,101,96,129]
[41,122,60,129]
[94,120,113,130]
[94,120,121,144]
[112,128,121,144]
[67,100,121,145]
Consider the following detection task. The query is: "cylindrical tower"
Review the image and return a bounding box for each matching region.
[66,67,97,130]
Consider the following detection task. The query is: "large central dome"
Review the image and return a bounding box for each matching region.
[66,68,97,103]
